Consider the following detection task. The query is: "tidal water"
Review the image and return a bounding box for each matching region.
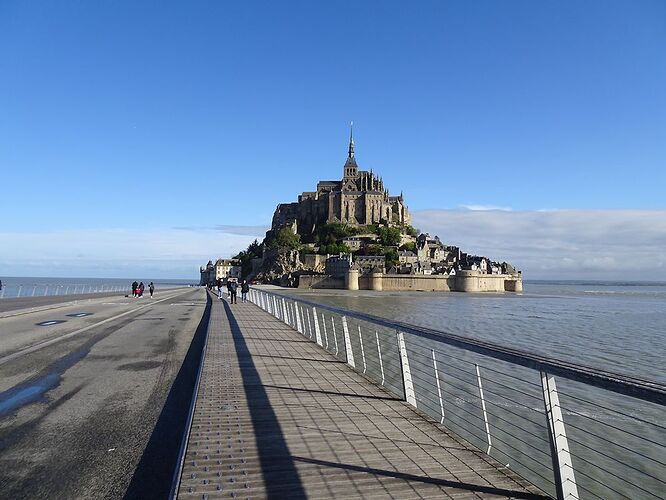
[0,276,195,299]
[288,280,666,384]
[281,280,666,499]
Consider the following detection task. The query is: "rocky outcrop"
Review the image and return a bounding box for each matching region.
[254,248,304,286]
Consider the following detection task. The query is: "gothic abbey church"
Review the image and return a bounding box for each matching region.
[271,127,411,236]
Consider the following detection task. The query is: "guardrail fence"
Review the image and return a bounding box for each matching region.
[249,288,665,500]
[0,283,131,299]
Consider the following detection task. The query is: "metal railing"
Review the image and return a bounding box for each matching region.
[249,287,666,500]
[0,283,131,299]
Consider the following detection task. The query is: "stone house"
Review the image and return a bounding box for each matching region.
[354,255,386,273]
[398,250,418,265]
[325,253,353,276]
[214,259,242,282]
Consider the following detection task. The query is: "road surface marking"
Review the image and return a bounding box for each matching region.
[0,289,195,366]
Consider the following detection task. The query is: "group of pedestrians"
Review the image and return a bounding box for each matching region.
[216,278,249,304]
[130,280,155,298]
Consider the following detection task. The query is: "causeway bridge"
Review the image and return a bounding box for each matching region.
[172,287,665,499]
[0,286,663,499]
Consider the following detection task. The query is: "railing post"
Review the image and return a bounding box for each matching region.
[282,298,289,325]
[17,285,22,298]
[475,364,492,455]
[295,305,303,333]
[322,314,329,350]
[432,349,444,424]
[341,316,355,367]
[541,371,579,500]
[357,325,366,374]
[312,307,323,346]
[305,307,313,339]
[286,302,292,327]
[396,331,416,407]
[375,331,385,385]
[331,317,339,356]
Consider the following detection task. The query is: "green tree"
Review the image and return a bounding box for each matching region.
[377,226,401,246]
[300,245,316,255]
[384,248,400,268]
[363,244,383,256]
[269,227,301,250]
[318,242,351,255]
[316,222,359,244]
[404,225,420,237]
[234,239,264,278]
[399,241,416,252]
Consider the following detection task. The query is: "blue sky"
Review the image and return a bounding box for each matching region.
[1,1,665,279]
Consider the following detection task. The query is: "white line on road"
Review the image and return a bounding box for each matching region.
[0,289,198,366]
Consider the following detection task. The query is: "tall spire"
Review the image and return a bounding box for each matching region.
[348,121,355,158]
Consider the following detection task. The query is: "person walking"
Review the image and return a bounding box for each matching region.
[229,279,238,304]
[138,281,145,298]
[241,280,249,303]
[131,281,138,298]
[149,282,155,298]
[217,278,223,299]
[226,280,232,299]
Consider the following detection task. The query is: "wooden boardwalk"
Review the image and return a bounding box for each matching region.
[176,293,546,499]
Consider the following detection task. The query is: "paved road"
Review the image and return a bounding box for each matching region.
[0,287,192,316]
[0,288,210,500]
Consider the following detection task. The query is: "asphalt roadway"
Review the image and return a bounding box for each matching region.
[0,287,210,500]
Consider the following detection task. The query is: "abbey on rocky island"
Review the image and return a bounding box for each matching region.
[241,126,523,293]
[271,126,410,236]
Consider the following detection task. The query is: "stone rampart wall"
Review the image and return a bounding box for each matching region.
[298,275,345,289]
[378,275,453,292]
[301,254,328,271]
[299,271,522,292]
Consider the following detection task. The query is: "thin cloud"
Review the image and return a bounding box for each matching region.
[0,227,264,279]
[172,225,269,236]
[459,204,513,211]
[412,209,666,280]
[2,212,664,281]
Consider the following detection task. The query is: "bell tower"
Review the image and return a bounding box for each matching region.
[343,122,358,181]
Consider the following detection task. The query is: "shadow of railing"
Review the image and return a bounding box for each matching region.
[124,292,211,500]
[222,299,307,499]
